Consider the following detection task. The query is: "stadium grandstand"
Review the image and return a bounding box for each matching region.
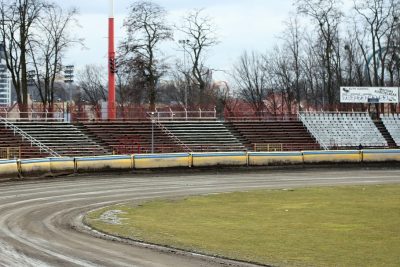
[299,112,389,149]
[1,105,399,159]
[380,114,400,147]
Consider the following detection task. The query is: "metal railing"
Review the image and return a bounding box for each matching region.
[253,143,321,152]
[112,145,185,154]
[0,116,61,157]
[298,112,329,150]
[150,107,217,121]
[225,113,299,122]
[254,143,283,152]
[0,147,21,159]
[0,109,64,122]
[150,115,192,153]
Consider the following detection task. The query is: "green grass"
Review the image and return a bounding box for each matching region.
[85,185,400,267]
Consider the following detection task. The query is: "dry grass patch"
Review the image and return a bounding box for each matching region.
[85,185,400,267]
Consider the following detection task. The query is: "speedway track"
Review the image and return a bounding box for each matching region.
[0,167,399,267]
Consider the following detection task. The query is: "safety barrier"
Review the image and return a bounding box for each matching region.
[303,150,361,163]
[75,155,133,173]
[0,150,400,179]
[362,149,400,162]
[19,158,51,177]
[134,153,191,169]
[248,152,303,166]
[49,157,75,175]
[0,159,19,178]
[191,152,247,167]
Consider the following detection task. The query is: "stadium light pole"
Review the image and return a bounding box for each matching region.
[179,39,190,109]
[108,0,116,120]
[151,112,154,153]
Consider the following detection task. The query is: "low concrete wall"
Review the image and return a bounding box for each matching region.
[19,158,51,177]
[362,149,400,162]
[49,157,75,175]
[0,159,19,178]
[75,155,133,173]
[134,153,191,169]
[303,150,361,163]
[3,149,400,180]
[191,152,248,167]
[248,152,303,166]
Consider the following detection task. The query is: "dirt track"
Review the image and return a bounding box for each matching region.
[0,167,400,267]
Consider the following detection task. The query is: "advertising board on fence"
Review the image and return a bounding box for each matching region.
[340,87,399,103]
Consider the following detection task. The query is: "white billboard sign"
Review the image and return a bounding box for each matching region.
[340,87,399,103]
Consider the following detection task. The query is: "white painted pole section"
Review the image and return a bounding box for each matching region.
[109,0,114,18]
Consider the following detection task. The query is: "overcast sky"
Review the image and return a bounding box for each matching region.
[55,0,300,81]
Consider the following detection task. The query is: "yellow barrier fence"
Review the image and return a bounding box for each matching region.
[75,155,133,173]
[19,158,51,177]
[362,149,400,162]
[0,159,19,178]
[303,150,362,163]
[134,153,191,169]
[1,149,400,179]
[191,152,248,167]
[248,152,303,166]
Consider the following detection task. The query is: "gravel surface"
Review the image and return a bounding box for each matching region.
[0,167,399,267]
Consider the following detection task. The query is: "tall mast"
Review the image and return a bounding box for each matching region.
[108,0,116,120]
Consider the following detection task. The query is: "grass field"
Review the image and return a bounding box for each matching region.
[85,185,400,267]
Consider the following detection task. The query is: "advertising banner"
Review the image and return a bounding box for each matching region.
[340,87,399,103]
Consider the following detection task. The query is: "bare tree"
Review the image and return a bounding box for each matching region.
[115,54,147,106]
[178,9,219,106]
[297,0,343,108]
[353,0,400,86]
[280,16,303,110]
[121,0,172,110]
[267,47,297,114]
[28,4,81,112]
[160,65,188,107]
[77,65,107,107]
[0,0,45,114]
[232,51,269,114]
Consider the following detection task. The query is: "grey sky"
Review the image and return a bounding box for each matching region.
[56,0,297,81]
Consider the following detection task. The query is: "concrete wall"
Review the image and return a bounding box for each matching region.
[303,150,361,163]
[248,152,303,166]
[134,153,191,169]
[1,150,399,179]
[75,155,133,173]
[192,152,247,167]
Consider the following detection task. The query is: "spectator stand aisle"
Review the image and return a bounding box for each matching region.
[381,114,400,146]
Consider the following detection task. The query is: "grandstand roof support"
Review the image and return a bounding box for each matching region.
[108,0,116,120]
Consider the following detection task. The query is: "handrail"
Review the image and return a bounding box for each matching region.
[0,147,21,159]
[0,111,64,121]
[298,113,329,150]
[0,116,61,157]
[149,114,192,153]
[148,110,217,121]
[299,111,369,115]
[253,143,321,152]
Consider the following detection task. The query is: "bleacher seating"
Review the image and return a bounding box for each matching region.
[12,122,110,157]
[160,121,247,152]
[0,125,47,158]
[225,120,320,151]
[381,114,400,146]
[78,121,185,154]
[300,112,387,148]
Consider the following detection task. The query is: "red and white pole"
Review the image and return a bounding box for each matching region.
[108,0,116,120]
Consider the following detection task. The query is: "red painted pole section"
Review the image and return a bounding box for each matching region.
[108,4,116,120]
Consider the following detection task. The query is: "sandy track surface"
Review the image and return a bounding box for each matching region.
[0,167,399,267]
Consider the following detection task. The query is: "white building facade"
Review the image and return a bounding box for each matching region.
[0,63,11,106]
